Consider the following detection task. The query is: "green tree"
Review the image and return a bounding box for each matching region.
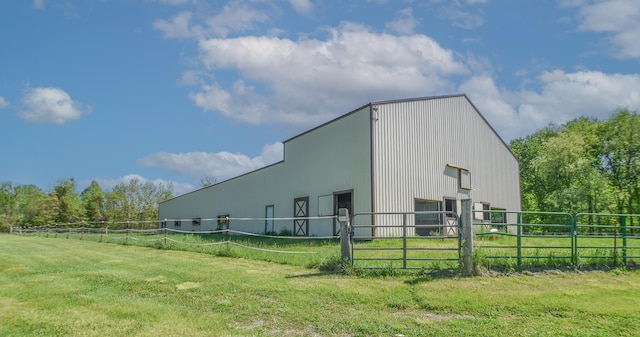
[105,178,173,227]
[510,117,616,217]
[0,182,17,231]
[532,118,613,214]
[51,178,86,225]
[81,181,106,223]
[509,125,560,212]
[598,108,640,216]
[200,176,218,187]
[14,184,49,227]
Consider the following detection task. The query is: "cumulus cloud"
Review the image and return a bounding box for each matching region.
[569,0,640,58]
[288,0,313,15]
[154,11,203,39]
[20,87,91,124]
[191,22,467,126]
[386,8,420,34]
[461,70,640,141]
[154,1,269,39]
[0,96,9,109]
[206,2,269,38]
[152,0,638,145]
[136,142,284,182]
[436,1,485,29]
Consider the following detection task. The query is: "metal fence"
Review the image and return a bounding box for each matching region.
[11,207,640,272]
[350,211,461,269]
[11,217,342,265]
[473,210,640,268]
[574,213,640,265]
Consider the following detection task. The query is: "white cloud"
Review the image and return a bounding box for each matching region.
[205,2,269,38]
[386,8,420,34]
[154,11,203,39]
[20,87,91,124]
[570,0,640,58]
[32,0,44,10]
[136,141,284,182]
[90,174,194,197]
[288,0,313,15]
[180,70,205,86]
[461,70,640,141]
[191,22,467,126]
[437,1,485,29]
[146,0,190,5]
[0,96,9,108]
[154,2,269,39]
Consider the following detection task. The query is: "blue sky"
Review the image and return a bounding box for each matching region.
[1,0,639,196]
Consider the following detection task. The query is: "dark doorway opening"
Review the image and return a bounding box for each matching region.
[333,190,353,235]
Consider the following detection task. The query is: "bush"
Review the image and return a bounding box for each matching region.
[279,228,292,236]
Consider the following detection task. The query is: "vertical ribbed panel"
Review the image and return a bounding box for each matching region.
[372,96,521,236]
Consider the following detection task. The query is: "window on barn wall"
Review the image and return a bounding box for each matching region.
[217,215,229,230]
[446,164,471,190]
[490,208,506,224]
[473,203,491,222]
[482,203,491,222]
[443,198,457,217]
[459,168,471,190]
[491,207,508,232]
[192,218,201,226]
[473,202,491,222]
[414,199,441,236]
[265,205,274,234]
[174,220,181,227]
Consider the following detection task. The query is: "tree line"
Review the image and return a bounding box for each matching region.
[510,108,640,217]
[0,177,173,231]
[1,108,638,232]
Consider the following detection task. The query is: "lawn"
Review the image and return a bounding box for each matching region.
[1,235,640,336]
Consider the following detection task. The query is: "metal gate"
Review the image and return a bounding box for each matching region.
[350,211,461,269]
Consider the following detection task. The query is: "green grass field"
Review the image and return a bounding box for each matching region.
[20,229,640,272]
[2,235,640,336]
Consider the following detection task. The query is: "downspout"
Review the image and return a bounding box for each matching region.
[370,103,377,238]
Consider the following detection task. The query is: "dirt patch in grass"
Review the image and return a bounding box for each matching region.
[176,281,201,290]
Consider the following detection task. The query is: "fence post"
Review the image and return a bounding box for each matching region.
[225,216,230,252]
[621,216,627,265]
[517,213,522,268]
[338,208,351,263]
[402,213,407,269]
[459,199,474,276]
[164,219,168,249]
[571,215,577,265]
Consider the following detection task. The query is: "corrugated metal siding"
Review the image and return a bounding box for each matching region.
[159,95,520,238]
[159,106,373,237]
[372,96,521,236]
